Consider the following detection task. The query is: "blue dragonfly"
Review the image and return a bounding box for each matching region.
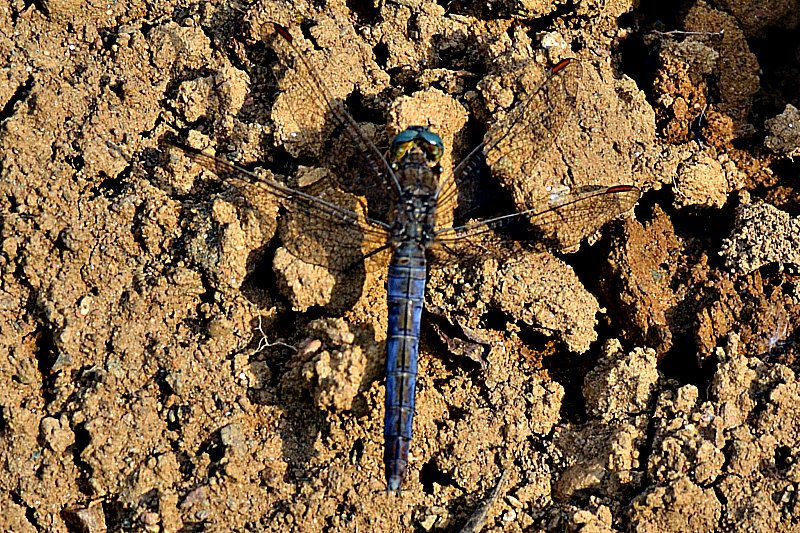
[168,22,641,494]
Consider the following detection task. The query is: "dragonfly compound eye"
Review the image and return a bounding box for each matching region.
[390,140,413,163]
[418,131,444,163]
[422,141,443,163]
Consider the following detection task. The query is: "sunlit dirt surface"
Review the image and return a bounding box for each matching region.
[1,0,799,531]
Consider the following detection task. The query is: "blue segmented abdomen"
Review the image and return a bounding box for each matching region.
[384,245,427,493]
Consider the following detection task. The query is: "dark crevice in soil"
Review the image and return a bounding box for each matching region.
[90,165,132,199]
[0,75,34,121]
[431,31,487,74]
[419,458,458,495]
[130,201,152,254]
[348,0,381,26]
[63,151,85,174]
[240,242,279,305]
[10,490,39,529]
[237,41,280,125]
[372,42,389,69]
[33,322,59,405]
[525,1,581,34]
[748,26,800,122]
[764,157,800,215]
[102,495,134,532]
[344,90,386,126]
[631,377,670,492]
[71,422,95,496]
[198,430,226,479]
[670,203,738,263]
[540,346,590,424]
[349,438,365,465]
[614,1,696,99]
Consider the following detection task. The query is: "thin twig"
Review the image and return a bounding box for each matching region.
[253,315,296,353]
[651,29,725,38]
[459,470,510,533]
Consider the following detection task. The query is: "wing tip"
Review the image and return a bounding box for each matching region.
[605,184,641,195]
[551,57,574,74]
[272,22,293,43]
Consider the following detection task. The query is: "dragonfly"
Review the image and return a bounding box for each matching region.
[166,21,641,494]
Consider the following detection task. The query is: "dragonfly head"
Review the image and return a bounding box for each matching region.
[389,126,444,173]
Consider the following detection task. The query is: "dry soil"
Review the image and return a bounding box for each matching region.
[1,0,800,531]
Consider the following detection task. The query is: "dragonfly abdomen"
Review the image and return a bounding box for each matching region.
[384,244,427,493]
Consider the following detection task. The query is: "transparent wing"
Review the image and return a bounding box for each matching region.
[165,142,393,272]
[434,184,641,253]
[436,58,581,222]
[268,22,400,222]
[428,58,640,259]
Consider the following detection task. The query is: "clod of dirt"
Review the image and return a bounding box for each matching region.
[273,247,336,311]
[627,333,800,531]
[268,17,390,158]
[765,104,800,157]
[693,266,799,362]
[674,153,730,208]
[716,0,800,36]
[427,247,602,355]
[653,38,720,144]
[493,252,601,354]
[602,207,682,354]
[39,415,75,454]
[555,343,657,501]
[432,360,565,497]
[175,66,250,124]
[651,1,761,149]
[628,476,722,531]
[151,22,214,71]
[583,346,659,422]
[684,2,761,131]
[485,37,660,201]
[61,504,107,533]
[567,504,615,532]
[280,318,366,412]
[720,202,800,274]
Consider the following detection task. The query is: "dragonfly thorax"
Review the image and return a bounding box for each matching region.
[390,190,438,249]
[387,126,443,250]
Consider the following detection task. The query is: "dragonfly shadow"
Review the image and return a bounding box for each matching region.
[445,123,522,233]
[239,334,334,490]
[155,136,377,315]
[242,314,385,492]
[237,189,372,316]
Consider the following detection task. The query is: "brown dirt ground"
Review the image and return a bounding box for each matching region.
[2,0,800,531]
